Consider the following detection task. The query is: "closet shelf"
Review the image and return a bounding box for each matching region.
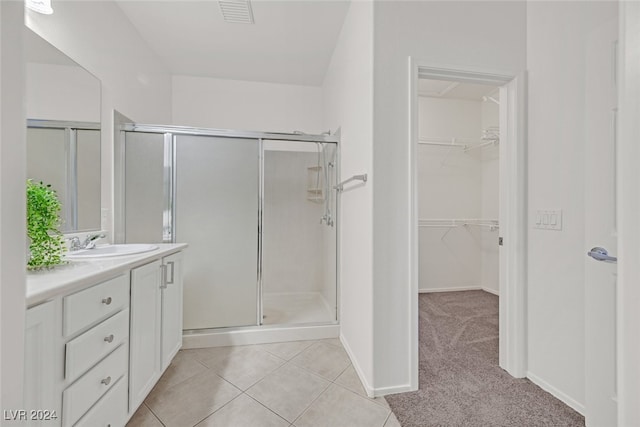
[418,218,499,231]
[419,134,499,152]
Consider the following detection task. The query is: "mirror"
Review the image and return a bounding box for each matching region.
[24,27,101,233]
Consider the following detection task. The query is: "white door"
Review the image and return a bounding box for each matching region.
[129,260,162,412]
[161,251,184,370]
[584,18,618,427]
[176,135,259,330]
[24,301,61,427]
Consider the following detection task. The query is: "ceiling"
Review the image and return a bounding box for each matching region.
[418,78,499,101]
[116,0,350,86]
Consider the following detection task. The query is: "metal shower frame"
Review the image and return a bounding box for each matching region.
[114,122,340,331]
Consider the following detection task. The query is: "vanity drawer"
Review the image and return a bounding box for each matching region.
[74,375,128,427]
[62,344,127,427]
[63,274,129,337]
[65,309,129,382]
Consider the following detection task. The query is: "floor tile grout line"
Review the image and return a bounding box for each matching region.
[290,378,334,425]
[143,402,168,427]
[258,339,317,361]
[331,362,353,383]
[189,392,246,427]
[382,410,393,427]
[150,342,355,426]
[244,359,332,424]
[242,390,299,426]
[330,381,392,415]
[281,357,342,385]
[146,362,209,398]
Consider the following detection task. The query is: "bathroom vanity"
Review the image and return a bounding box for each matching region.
[24,244,186,427]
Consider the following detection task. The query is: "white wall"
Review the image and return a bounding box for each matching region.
[322,1,375,393]
[372,0,526,393]
[417,96,499,294]
[418,97,482,291]
[0,1,27,416]
[172,75,323,133]
[26,0,174,239]
[26,62,100,122]
[526,0,618,411]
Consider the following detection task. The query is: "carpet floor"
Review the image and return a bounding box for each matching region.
[384,291,585,427]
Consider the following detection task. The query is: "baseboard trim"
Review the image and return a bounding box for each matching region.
[340,334,375,398]
[481,287,499,296]
[419,286,481,293]
[372,383,415,397]
[182,324,339,349]
[527,371,585,415]
[340,335,417,398]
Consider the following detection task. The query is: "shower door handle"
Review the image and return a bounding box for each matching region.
[587,247,617,263]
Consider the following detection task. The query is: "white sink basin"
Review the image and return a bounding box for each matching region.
[66,244,159,259]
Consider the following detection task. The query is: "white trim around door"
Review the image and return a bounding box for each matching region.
[408,59,528,391]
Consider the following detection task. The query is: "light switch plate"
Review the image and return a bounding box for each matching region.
[534,209,562,230]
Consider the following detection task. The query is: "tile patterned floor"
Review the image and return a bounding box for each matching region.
[127,339,401,427]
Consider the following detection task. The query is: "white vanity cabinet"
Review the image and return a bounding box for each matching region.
[129,252,185,410]
[128,259,162,411]
[24,245,186,427]
[24,300,62,427]
[61,274,130,427]
[161,251,184,370]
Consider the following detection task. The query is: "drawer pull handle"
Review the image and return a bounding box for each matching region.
[101,376,112,386]
[102,297,112,305]
[104,334,114,343]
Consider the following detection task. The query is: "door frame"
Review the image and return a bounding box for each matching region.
[408,58,528,389]
[617,3,640,425]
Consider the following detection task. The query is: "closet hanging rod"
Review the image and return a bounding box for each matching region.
[335,174,367,192]
[463,139,499,152]
[418,137,480,147]
[418,218,499,226]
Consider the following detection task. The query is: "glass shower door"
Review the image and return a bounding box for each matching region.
[176,135,260,330]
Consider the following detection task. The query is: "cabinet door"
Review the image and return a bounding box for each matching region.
[24,301,61,427]
[129,260,162,412]
[161,251,184,370]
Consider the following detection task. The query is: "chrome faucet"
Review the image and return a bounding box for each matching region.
[68,233,106,251]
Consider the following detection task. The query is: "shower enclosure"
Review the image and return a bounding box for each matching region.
[115,124,338,336]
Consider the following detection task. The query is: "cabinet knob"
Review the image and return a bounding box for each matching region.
[104,334,114,343]
[101,297,112,305]
[101,376,112,386]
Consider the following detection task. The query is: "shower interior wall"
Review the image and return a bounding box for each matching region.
[263,145,337,323]
[418,95,499,294]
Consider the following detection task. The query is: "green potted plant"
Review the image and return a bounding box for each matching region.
[26,179,66,270]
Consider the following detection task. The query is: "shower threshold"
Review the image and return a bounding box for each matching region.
[182,322,339,349]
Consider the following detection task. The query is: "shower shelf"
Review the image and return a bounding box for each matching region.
[307,166,325,202]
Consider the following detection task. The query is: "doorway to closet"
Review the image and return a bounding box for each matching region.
[417,79,500,297]
[408,63,527,389]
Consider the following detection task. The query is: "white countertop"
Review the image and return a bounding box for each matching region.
[26,243,188,307]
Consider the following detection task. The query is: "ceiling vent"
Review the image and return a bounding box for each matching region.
[219,0,254,24]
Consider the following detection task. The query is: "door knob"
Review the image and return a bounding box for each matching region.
[587,247,617,263]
